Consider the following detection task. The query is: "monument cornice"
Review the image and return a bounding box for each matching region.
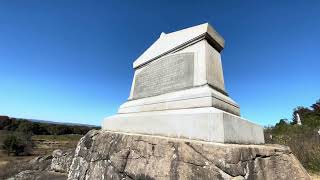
[134,32,224,70]
[133,23,225,69]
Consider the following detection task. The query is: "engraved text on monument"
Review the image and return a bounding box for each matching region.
[133,52,194,99]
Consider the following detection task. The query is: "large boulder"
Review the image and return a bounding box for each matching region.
[68,130,311,180]
[28,154,53,171]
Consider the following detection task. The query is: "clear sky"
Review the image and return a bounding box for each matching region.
[0,1,319,126]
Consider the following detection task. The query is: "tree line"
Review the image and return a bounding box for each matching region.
[0,116,99,135]
[0,116,99,156]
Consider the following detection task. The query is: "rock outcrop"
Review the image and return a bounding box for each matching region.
[68,130,311,180]
[7,149,74,180]
[28,154,53,171]
[51,149,75,173]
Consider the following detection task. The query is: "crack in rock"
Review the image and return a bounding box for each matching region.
[169,142,180,180]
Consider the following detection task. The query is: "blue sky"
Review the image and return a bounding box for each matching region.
[0,1,319,126]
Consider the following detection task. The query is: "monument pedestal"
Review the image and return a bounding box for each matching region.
[103,107,264,144]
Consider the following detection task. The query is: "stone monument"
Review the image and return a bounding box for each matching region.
[67,23,311,180]
[102,23,264,144]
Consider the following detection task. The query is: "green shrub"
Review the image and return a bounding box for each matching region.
[2,133,33,156]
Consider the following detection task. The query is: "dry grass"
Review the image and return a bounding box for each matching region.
[0,154,36,178]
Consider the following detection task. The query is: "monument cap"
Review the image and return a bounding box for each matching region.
[133,23,225,69]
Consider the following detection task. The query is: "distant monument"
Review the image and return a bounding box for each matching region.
[296,113,302,125]
[102,23,264,144]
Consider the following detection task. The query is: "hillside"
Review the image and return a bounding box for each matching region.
[0,116,99,135]
[264,99,320,173]
[0,116,100,154]
[0,116,100,178]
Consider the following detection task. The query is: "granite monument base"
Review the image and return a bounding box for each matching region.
[68,130,310,180]
[102,107,264,144]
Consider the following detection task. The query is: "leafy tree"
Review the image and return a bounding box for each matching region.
[32,123,49,135]
[0,116,10,129]
[3,135,18,155]
[292,106,312,125]
[272,119,291,135]
[311,99,320,112]
[16,120,33,134]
